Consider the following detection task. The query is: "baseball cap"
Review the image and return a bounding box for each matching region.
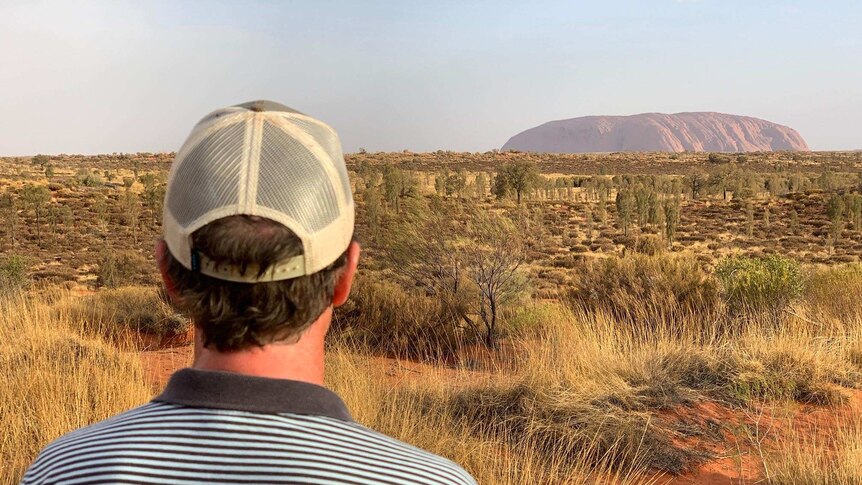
[162,100,354,283]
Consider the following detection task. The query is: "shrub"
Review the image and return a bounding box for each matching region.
[96,249,156,288]
[715,255,804,316]
[0,254,29,294]
[565,253,722,328]
[632,234,665,256]
[708,153,731,164]
[63,286,189,338]
[333,273,472,360]
[75,168,103,187]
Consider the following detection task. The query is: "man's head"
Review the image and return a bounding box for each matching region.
[158,100,358,352]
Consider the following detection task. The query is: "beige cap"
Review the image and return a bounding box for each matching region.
[162,100,354,283]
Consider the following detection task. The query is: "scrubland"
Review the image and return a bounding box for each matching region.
[2,150,862,484]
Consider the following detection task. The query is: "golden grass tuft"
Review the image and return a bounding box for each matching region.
[59,285,189,338]
[0,290,151,484]
[765,417,862,484]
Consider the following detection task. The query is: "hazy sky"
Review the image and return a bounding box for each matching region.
[1,0,860,155]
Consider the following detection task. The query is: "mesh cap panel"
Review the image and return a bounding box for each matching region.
[257,120,340,232]
[167,120,246,226]
[285,117,352,201]
[162,100,355,282]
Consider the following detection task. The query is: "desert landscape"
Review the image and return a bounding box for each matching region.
[3,148,862,483]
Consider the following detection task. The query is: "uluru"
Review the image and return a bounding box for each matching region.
[502,112,809,153]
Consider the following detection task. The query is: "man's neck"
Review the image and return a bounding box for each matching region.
[191,308,331,386]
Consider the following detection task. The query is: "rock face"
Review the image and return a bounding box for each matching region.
[502,112,809,153]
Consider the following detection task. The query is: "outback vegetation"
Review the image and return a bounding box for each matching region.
[2,149,862,484]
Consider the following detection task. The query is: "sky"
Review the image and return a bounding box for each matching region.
[0,0,860,155]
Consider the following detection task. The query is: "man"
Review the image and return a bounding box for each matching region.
[22,101,477,485]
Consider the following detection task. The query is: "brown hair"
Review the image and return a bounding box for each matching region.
[163,215,348,351]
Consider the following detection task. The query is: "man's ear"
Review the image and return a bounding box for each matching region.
[332,241,360,307]
[155,239,179,303]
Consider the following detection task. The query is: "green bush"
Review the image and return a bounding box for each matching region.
[96,250,156,288]
[0,255,30,295]
[715,255,803,316]
[75,168,103,187]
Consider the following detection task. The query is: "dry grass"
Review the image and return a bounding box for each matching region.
[59,285,189,338]
[5,279,862,483]
[765,417,862,484]
[0,290,151,484]
[565,253,723,329]
[325,346,656,484]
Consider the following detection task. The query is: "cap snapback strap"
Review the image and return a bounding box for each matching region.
[196,253,306,283]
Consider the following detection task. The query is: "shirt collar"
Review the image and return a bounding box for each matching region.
[154,368,352,421]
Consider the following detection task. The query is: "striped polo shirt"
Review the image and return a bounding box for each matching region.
[21,368,478,485]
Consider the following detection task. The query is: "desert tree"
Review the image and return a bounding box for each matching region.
[59,205,74,236]
[0,192,19,246]
[76,168,102,187]
[596,190,608,225]
[851,195,862,231]
[685,171,708,200]
[663,196,680,246]
[765,174,786,197]
[20,184,51,243]
[31,154,50,172]
[647,192,661,226]
[493,160,539,205]
[818,171,838,192]
[843,193,862,231]
[763,205,771,229]
[634,185,651,229]
[139,172,164,226]
[827,193,845,245]
[363,185,383,243]
[383,196,469,316]
[463,210,526,349]
[655,200,666,240]
[381,163,401,208]
[92,194,109,234]
[122,190,142,245]
[707,168,730,200]
[381,196,503,346]
[615,189,635,236]
[445,169,467,198]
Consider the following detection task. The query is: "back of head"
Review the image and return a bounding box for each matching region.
[161,100,355,351]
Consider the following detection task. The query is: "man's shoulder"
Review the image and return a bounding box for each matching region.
[325,418,478,485]
[21,401,170,484]
[22,401,478,485]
